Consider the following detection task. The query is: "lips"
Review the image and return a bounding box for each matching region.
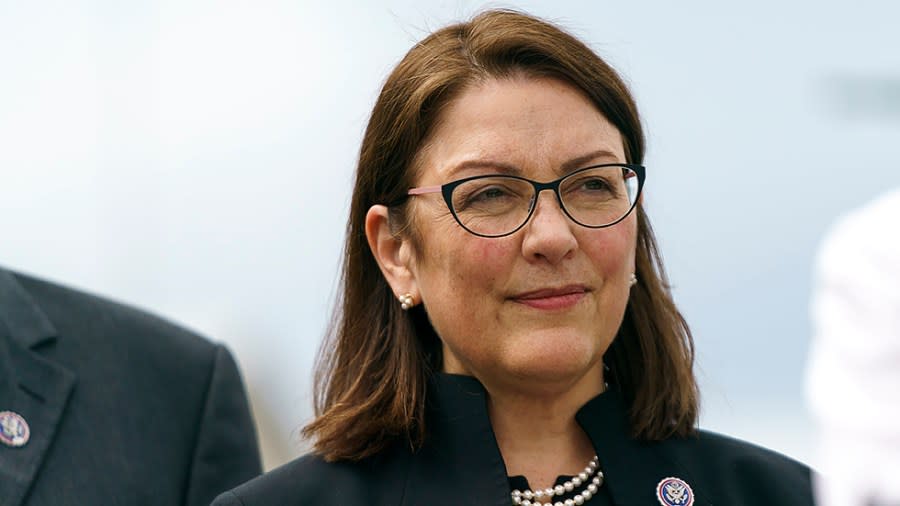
[511,285,589,310]
[514,285,589,299]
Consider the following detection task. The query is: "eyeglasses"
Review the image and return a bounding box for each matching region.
[406,163,645,238]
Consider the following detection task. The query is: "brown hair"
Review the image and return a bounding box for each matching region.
[303,9,698,462]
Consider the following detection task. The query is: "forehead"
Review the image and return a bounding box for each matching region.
[414,76,625,182]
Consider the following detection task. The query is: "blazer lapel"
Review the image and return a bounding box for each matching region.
[577,391,712,506]
[0,269,76,506]
[402,375,511,506]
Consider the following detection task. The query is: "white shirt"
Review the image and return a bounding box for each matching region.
[807,188,900,505]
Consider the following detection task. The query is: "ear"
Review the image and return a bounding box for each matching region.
[365,205,417,299]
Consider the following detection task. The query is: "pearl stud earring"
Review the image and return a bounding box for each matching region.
[629,273,638,287]
[399,293,415,310]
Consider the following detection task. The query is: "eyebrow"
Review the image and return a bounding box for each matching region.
[560,149,622,173]
[446,148,622,178]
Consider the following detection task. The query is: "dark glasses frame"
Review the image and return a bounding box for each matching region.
[406,163,646,238]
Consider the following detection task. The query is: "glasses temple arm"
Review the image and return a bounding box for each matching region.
[408,185,442,196]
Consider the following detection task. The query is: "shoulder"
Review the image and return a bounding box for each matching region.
[690,429,809,470]
[13,269,218,363]
[10,269,237,423]
[666,430,813,504]
[1,268,260,505]
[213,454,375,506]
[214,445,411,506]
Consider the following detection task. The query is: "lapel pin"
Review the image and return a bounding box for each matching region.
[0,411,30,447]
[656,476,694,506]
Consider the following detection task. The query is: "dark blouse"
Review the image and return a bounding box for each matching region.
[213,374,814,506]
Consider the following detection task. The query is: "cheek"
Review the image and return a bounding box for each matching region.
[581,222,637,273]
[472,238,510,266]
[431,233,512,286]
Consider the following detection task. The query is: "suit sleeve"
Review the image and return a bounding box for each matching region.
[184,344,262,506]
[210,491,246,506]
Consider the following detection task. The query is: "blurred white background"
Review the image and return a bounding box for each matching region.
[2,0,898,471]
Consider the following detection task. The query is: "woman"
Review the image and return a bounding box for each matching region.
[214,9,813,506]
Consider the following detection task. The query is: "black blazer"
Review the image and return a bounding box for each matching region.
[0,267,262,506]
[214,374,813,506]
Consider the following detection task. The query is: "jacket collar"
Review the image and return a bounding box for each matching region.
[0,267,76,506]
[401,374,511,506]
[0,268,57,349]
[576,390,710,505]
[403,373,706,506]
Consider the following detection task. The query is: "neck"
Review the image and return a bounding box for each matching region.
[485,365,605,491]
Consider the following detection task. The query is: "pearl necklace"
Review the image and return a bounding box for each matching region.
[511,455,604,506]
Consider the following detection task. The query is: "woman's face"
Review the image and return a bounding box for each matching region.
[404,76,636,395]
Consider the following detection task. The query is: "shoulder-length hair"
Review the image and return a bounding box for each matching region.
[303,9,698,462]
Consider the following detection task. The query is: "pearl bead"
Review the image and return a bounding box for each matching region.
[507,454,602,506]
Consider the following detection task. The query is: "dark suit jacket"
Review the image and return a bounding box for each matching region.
[214,374,813,506]
[0,267,262,506]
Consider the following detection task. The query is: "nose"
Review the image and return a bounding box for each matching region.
[521,190,578,264]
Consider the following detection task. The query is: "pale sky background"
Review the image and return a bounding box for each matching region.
[2,0,898,471]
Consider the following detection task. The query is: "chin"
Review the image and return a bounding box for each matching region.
[500,337,603,390]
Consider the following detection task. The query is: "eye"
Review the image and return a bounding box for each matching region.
[568,175,613,193]
[580,177,610,191]
[453,178,528,213]
[471,185,513,202]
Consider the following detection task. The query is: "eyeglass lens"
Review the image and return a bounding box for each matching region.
[450,165,639,237]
